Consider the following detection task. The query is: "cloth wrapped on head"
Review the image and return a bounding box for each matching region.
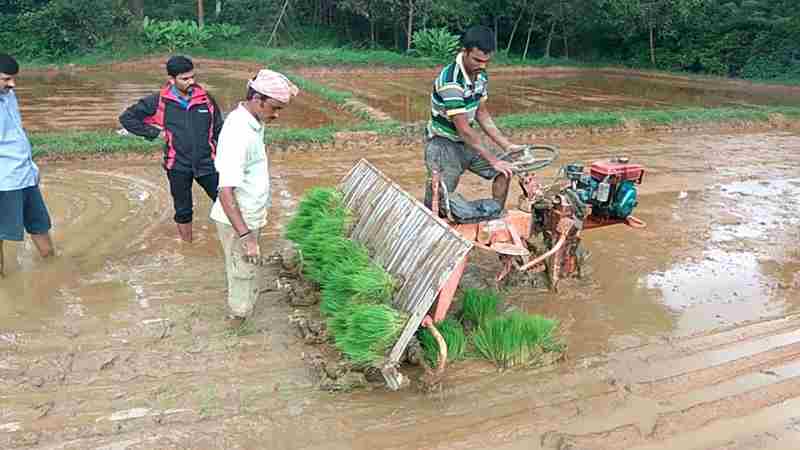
[248,69,299,104]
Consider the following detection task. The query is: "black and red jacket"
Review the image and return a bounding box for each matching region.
[119,83,223,176]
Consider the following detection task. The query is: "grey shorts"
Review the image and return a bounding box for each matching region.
[424,136,498,206]
[0,185,52,242]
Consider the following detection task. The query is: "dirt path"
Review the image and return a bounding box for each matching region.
[1,126,799,449]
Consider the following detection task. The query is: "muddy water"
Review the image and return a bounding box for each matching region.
[14,59,359,132]
[312,68,800,122]
[1,128,800,449]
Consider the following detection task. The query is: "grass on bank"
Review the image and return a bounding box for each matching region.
[19,42,590,71]
[30,105,800,159]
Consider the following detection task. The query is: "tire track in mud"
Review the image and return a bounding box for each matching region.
[3,131,800,449]
[342,316,800,450]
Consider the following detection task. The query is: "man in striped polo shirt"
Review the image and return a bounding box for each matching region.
[425,25,523,215]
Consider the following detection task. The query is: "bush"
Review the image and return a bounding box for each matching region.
[2,0,127,59]
[411,27,459,61]
[206,23,242,41]
[142,17,213,51]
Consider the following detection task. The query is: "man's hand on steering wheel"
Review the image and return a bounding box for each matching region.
[491,159,514,178]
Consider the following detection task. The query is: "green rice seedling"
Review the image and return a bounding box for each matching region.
[460,288,500,328]
[298,206,350,284]
[327,303,356,342]
[472,312,559,369]
[319,244,372,317]
[348,265,396,304]
[285,187,342,245]
[418,318,466,366]
[337,304,408,367]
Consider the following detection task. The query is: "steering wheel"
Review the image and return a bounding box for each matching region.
[499,145,560,175]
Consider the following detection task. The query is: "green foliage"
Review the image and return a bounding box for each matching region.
[2,0,800,81]
[206,23,243,40]
[1,0,127,60]
[216,0,282,32]
[472,312,559,369]
[419,319,467,366]
[460,288,500,327]
[28,105,800,160]
[411,28,460,61]
[141,17,213,51]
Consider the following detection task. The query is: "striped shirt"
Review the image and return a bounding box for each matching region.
[427,52,489,142]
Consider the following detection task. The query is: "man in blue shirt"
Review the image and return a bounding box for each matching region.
[0,54,54,277]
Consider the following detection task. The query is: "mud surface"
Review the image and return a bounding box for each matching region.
[2,125,800,449]
[15,58,359,132]
[309,68,800,122]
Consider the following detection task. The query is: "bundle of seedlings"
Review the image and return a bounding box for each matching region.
[472,311,559,369]
[460,288,500,329]
[297,205,351,285]
[285,187,343,246]
[336,303,409,367]
[286,186,406,370]
[324,262,399,355]
[319,241,372,317]
[418,318,467,366]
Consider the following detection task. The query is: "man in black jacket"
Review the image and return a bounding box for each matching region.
[119,56,224,242]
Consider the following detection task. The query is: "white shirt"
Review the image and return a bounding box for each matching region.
[210,103,270,230]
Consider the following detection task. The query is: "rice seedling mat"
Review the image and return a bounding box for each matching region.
[339,159,474,389]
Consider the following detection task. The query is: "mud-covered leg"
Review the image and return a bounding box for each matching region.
[30,233,54,258]
[492,173,510,209]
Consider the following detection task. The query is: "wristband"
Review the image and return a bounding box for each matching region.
[238,230,252,239]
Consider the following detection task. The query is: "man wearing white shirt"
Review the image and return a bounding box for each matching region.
[210,69,298,327]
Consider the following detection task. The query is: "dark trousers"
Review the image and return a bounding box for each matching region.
[166,170,219,224]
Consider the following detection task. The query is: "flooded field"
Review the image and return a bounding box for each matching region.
[309,68,800,122]
[2,125,800,449]
[16,61,800,133]
[14,58,360,132]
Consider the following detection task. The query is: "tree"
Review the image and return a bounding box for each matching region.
[128,0,144,17]
[339,0,393,47]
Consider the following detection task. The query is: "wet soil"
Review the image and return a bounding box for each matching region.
[17,62,800,133]
[2,124,799,449]
[15,58,359,132]
[307,68,800,122]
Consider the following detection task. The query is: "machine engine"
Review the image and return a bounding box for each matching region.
[563,157,644,220]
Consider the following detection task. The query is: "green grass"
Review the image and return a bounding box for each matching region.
[286,75,353,105]
[27,105,800,160]
[496,105,800,130]
[29,131,160,158]
[197,45,442,70]
[461,288,500,327]
[418,319,467,366]
[472,312,560,369]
